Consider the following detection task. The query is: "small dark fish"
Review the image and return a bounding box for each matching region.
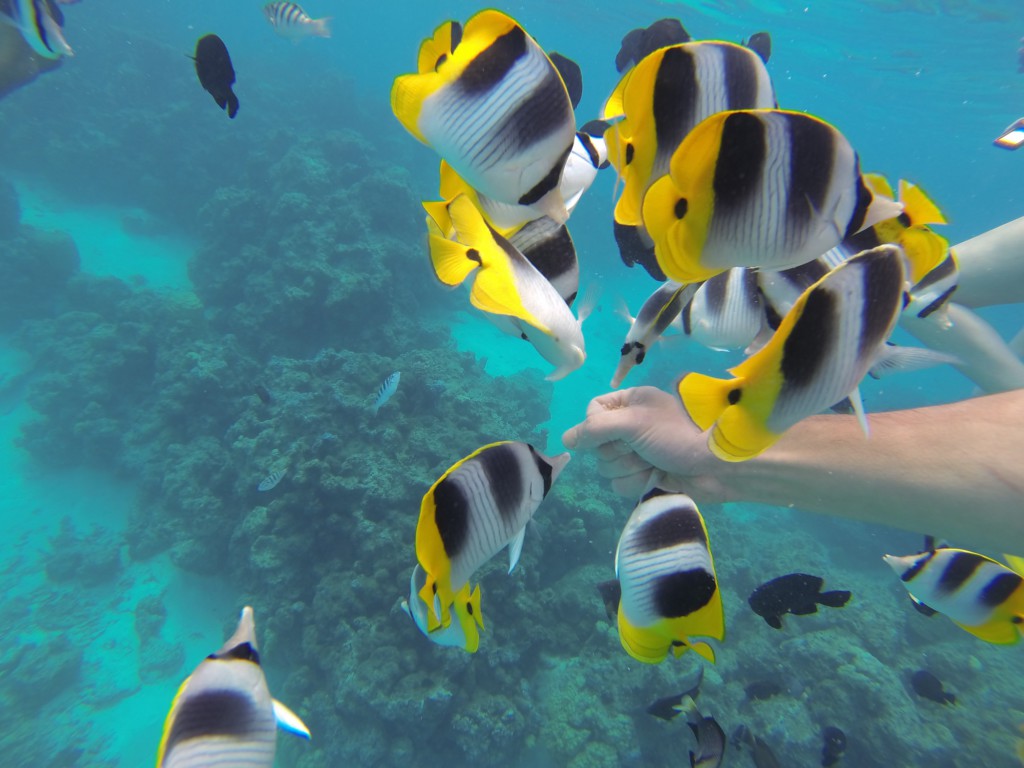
[688,715,726,768]
[748,573,852,629]
[193,34,239,118]
[743,32,772,63]
[821,725,847,767]
[744,680,784,702]
[733,725,781,768]
[595,579,621,622]
[646,667,704,721]
[911,670,956,706]
[254,384,272,404]
[615,18,691,73]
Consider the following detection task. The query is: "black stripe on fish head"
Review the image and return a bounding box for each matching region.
[721,44,760,110]
[164,689,263,754]
[528,444,554,496]
[459,25,528,95]
[856,249,903,359]
[431,476,471,559]
[479,442,525,520]
[620,341,645,363]
[712,111,766,215]
[979,571,1022,608]
[212,642,261,665]
[653,46,698,153]
[519,144,572,206]
[652,569,718,618]
[843,161,873,240]
[577,132,601,168]
[780,284,836,390]
[899,550,935,582]
[935,550,985,595]
[785,113,836,231]
[631,504,706,553]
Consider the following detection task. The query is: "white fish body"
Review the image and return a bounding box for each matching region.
[372,371,401,415]
[683,268,763,352]
[263,2,331,40]
[257,467,287,492]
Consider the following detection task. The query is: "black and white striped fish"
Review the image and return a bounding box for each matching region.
[415,441,570,630]
[612,281,697,388]
[392,10,577,223]
[682,268,763,352]
[643,109,904,284]
[883,549,1024,645]
[372,371,400,415]
[508,216,579,307]
[2,0,73,59]
[156,607,310,767]
[257,467,287,492]
[262,2,330,40]
[615,488,723,665]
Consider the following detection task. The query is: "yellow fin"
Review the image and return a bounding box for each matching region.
[675,640,716,664]
[951,617,1020,645]
[417,20,457,74]
[438,161,477,208]
[617,609,669,664]
[423,199,452,235]
[899,179,947,226]
[428,234,481,286]
[1004,554,1024,576]
[156,674,192,765]
[446,194,493,247]
[863,172,894,200]
[900,227,949,284]
[601,68,632,120]
[389,72,436,144]
[677,372,737,432]
[708,402,781,462]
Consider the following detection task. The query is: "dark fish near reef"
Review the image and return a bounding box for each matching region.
[596,579,622,622]
[743,679,784,702]
[883,548,1024,644]
[401,564,483,653]
[615,488,723,664]
[688,714,726,768]
[821,725,847,767]
[157,607,310,767]
[193,34,239,118]
[748,573,852,629]
[642,109,903,284]
[646,666,704,721]
[910,669,956,706]
[733,725,782,768]
[679,246,906,462]
[257,467,286,492]
[416,441,570,631]
[254,384,272,404]
[392,10,577,223]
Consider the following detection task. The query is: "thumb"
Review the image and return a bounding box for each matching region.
[562,389,640,450]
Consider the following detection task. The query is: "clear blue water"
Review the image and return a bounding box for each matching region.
[1,1,1022,766]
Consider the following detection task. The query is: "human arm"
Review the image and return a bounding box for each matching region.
[562,386,1024,553]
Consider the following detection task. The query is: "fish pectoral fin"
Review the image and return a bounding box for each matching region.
[428,235,482,287]
[273,699,312,740]
[869,343,958,379]
[677,372,739,432]
[507,527,526,574]
[682,640,717,664]
[846,386,870,438]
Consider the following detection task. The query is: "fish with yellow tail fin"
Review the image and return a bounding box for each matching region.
[883,548,1024,644]
[614,488,724,665]
[679,245,905,462]
[426,194,588,380]
[401,565,484,653]
[601,41,776,279]
[416,441,570,631]
[156,607,310,768]
[391,10,577,224]
[844,174,949,284]
[642,109,903,284]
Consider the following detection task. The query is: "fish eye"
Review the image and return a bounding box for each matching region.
[675,198,688,219]
[435,54,447,71]
[727,388,742,405]
[625,143,634,165]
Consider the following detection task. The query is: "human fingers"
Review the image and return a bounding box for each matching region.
[596,450,652,481]
[563,389,645,450]
[610,469,654,498]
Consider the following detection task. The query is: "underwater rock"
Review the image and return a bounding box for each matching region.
[133,593,167,645]
[0,226,79,330]
[0,175,19,238]
[137,636,186,684]
[8,637,82,710]
[44,516,122,586]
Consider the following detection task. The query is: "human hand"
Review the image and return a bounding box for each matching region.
[561,386,734,502]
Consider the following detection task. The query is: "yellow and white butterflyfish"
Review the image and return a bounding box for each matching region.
[679,245,906,462]
[615,488,724,665]
[415,441,570,631]
[602,41,776,278]
[883,548,1024,645]
[681,268,765,353]
[392,10,576,223]
[401,564,484,653]
[611,280,697,388]
[426,194,588,381]
[156,606,310,768]
[642,109,903,285]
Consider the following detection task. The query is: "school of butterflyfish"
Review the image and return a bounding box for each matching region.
[148,9,1023,765]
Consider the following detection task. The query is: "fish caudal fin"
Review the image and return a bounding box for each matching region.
[677,372,737,432]
[312,17,331,39]
[817,590,852,608]
[673,640,716,664]
[428,234,481,286]
[899,179,947,226]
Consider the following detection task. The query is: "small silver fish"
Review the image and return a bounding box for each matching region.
[372,371,400,416]
[262,2,330,40]
[257,468,286,492]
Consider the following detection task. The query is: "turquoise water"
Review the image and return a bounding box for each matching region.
[1,1,1022,766]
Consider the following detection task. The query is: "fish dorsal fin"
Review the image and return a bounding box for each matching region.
[417,20,461,73]
[601,67,633,120]
[548,51,582,110]
[507,527,526,574]
[1004,554,1024,576]
[847,386,870,438]
[899,179,947,226]
[273,699,312,740]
